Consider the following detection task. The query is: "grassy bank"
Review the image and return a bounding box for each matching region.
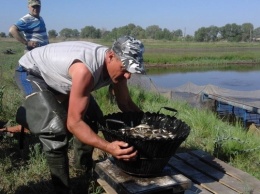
[0,39,260,193]
[1,85,259,193]
[143,42,260,66]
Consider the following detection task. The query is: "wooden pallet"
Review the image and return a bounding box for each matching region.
[171,150,260,194]
[95,150,260,194]
[95,158,192,194]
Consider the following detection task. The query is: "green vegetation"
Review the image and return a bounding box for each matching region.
[3,22,260,43]
[142,40,260,66]
[0,39,260,193]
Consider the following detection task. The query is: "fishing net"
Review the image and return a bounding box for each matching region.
[128,74,260,125]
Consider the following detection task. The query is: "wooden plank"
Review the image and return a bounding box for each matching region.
[190,150,260,193]
[95,158,192,194]
[97,178,117,194]
[95,160,129,194]
[95,150,260,194]
[186,183,213,194]
[168,157,238,194]
[176,152,245,193]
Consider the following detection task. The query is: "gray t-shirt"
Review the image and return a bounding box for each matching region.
[19,41,111,94]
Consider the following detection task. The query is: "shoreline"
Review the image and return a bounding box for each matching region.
[145,61,260,68]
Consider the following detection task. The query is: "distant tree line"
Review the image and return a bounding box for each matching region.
[194,23,259,42]
[2,23,260,42]
[46,24,185,41]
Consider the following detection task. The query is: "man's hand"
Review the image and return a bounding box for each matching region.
[27,41,40,48]
[107,141,137,161]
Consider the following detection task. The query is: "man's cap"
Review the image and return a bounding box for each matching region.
[28,0,41,6]
[112,36,145,74]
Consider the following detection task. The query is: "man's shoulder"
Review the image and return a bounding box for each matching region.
[20,13,32,19]
[57,41,105,48]
[20,14,40,22]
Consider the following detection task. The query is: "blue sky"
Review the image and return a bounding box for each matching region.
[1,0,259,36]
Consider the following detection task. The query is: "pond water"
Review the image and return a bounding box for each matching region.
[147,70,260,91]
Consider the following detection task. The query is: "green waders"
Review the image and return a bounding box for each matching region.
[16,91,103,194]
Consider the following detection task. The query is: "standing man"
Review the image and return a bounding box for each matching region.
[15,36,145,193]
[9,0,49,52]
[2,0,49,136]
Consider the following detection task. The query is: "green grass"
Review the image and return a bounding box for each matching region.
[0,38,260,193]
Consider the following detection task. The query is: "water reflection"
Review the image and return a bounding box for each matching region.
[147,69,260,91]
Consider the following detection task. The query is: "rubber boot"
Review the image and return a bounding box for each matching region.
[45,153,71,194]
[73,137,94,172]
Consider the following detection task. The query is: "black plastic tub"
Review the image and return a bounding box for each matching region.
[100,110,191,177]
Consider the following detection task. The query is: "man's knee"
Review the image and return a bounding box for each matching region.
[16,90,68,152]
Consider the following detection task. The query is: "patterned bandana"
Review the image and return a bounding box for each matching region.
[28,0,41,6]
[112,36,145,74]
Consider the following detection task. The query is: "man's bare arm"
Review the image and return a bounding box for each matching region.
[9,25,27,46]
[113,79,141,112]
